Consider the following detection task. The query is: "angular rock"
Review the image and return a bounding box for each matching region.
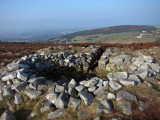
[37,85,48,90]
[55,85,65,93]
[68,86,77,96]
[68,79,77,86]
[12,82,27,92]
[75,85,87,92]
[48,109,65,119]
[28,77,47,90]
[2,72,17,81]
[118,102,132,115]
[79,92,94,105]
[3,87,14,96]
[103,81,109,87]
[79,80,88,86]
[96,100,114,114]
[0,110,16,120]
[69,96,81,109]
[24,89,43,99]
[128,74,142,85]
[107,93,115,99]
[134,70,149,80]
[17,71,29,81]
[7,62,19,70]
[1,75,10,81]
[150,63,160,72]
[88,86,97,92]
[54,92,69,108]
[117,90,137,102]
[85,79,98,87]
[107,72,128,81]
[45,93,59,104]
[110,57,123,66]
[109,81,122,90]
[48,84,56,93]
[14,93,23,105]
[93,87,106,95]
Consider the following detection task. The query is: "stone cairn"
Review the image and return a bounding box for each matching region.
[0,45,160,120]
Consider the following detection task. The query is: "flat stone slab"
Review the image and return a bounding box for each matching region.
[96,100,114,114]
[79,91,94,105]
[107,72,128,81]
[119,79,135,86]
[24,89,43,99]
[48,109,65,119]
[117,90,137,102]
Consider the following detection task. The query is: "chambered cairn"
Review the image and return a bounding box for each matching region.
[0,45,160,120]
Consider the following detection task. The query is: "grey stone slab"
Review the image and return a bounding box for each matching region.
[54,92,69,109]
[117,90,137,102]
[79,91,94,105]
[96,100,114,114]
[45,93,59,104]
[24,89,43,99]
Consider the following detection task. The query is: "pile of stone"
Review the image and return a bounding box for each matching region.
[0,46,160,119]
[39,45,102,71]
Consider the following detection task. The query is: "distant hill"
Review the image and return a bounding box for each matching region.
[48,25,160,44]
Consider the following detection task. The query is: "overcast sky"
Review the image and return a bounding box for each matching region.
[0,0,160,33]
